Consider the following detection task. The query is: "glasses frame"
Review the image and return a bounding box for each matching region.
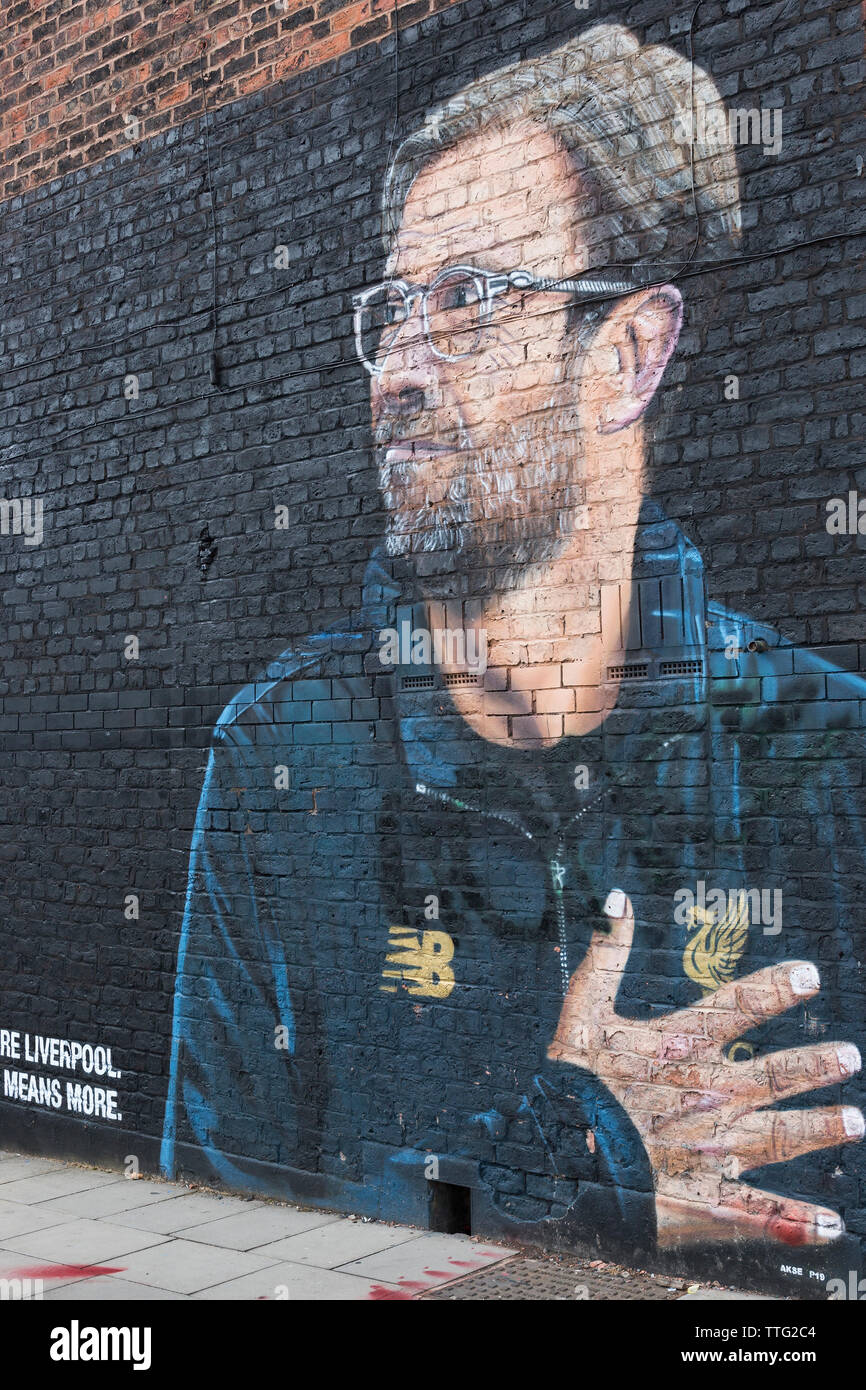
[352,263,638,375]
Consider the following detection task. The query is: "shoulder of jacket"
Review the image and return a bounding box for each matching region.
[212,629,368,741]
[707,599,866,695]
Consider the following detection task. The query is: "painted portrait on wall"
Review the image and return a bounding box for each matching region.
[161,21,866,1282]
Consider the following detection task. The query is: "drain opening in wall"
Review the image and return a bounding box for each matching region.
[428,1180,472,1235]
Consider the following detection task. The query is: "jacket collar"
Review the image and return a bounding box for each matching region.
[362,508,712,794]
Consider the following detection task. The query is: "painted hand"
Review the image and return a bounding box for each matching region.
[547,890,864,1248]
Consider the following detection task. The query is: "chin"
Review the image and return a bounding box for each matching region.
[384,523,466,557]
[382,498,476,557]
[383,516,574,598]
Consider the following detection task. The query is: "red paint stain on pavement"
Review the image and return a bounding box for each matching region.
[7,1264,125,1280]
[423,1269,455,1278]
[368,1283,413,1300]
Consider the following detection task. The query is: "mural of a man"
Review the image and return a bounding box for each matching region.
[162,24,865,1265]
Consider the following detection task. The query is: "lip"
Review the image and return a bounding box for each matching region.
[384,438,457,458]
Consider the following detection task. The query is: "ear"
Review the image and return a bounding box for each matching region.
[580,287,683,435]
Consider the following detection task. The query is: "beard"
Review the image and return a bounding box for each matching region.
[376,403,587,589]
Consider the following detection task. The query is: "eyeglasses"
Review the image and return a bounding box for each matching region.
[352,263,636,375]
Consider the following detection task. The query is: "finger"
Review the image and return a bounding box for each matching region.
[548,890,634,1064]
[656,1185,846,1249]
[643,1042,862,1119]
[571,889,636,996]
[595,888,635,978]
[673,961,821,1046]
[724,1106,866,1171]
[728,1042,862,1107]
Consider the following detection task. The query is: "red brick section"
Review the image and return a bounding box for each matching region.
[0,0,461,201]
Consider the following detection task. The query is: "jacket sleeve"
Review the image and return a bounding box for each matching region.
[161,719,322,1192]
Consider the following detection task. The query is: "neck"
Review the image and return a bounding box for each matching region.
[418,436,645,749]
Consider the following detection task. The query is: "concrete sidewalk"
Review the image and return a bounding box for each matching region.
[0,1150,777,1301]
[0,1150,515,1300]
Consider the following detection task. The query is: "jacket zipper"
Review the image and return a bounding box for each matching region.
[414,781,606,996]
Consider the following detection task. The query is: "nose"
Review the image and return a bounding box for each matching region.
[373,299,439,422]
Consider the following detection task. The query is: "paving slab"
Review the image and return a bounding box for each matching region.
[254,1217,423,1268]
[185,1205,342,1251]
[336,1232,515,1294]
[36,1180,182,1222]
[116,1237,278,1295]
[0,1217,169,1264]
[0,1254,109,1295]
[0,1198,73,1241]
[0,1168,127,1206]
[0,1269,47,1299]
[102,1192,267,1234]
[191,1261,406,1301]
[43,1276,189,1301]
[0,1155,67,1184]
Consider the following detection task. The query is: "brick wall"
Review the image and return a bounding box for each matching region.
[0,0,460,200]
[1,0,865,1296]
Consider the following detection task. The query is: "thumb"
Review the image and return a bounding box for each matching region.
[595,888,635,983]
[548,889,634,1065]
[576,888,635,1007]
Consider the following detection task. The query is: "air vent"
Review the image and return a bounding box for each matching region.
[659,659,703,678]
[400,672,480,690]
[607,662,649,681]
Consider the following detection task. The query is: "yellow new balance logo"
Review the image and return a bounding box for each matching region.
[380,926,455,999]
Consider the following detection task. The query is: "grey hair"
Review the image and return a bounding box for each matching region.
[383,22,742,274]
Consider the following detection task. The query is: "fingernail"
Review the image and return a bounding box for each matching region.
[604,889,626,918]
[816,1211,844,1240]
[789,963,820,995]
[843,1106,865,1138]
[837,1044,862,1076]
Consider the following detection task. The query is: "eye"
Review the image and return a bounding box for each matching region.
[440,282,478,311]
[430,273,482,317]
[378,287,409,331]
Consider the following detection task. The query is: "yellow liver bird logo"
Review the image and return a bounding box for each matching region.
[682,893,750,998]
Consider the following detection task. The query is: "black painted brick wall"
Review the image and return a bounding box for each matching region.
[0,0,864,1279]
